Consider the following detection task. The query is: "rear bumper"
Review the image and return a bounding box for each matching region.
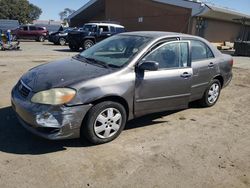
[11,85,92,140]
[223,72,233,88]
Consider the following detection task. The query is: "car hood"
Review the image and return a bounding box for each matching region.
[21,58,113,92]
[49,31,60,36]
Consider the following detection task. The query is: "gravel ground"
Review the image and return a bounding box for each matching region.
[0,41,249,188]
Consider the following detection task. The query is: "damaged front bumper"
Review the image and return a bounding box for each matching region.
[11,85,92,140]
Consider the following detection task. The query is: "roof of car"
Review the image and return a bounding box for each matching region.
[85,23,124,28]
[120,31,192,39]
[120,31,221,57]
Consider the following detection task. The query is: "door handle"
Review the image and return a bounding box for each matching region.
[208,62,214,68]
[181,72,192,78]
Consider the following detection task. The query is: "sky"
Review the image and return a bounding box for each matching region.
[28,0,250,21]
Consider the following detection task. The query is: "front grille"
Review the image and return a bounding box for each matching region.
[36,127,60,134]
[17,81,31,98]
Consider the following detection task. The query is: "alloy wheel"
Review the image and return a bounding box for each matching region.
[84,40,94,49]
[59,38,66,46]
[208,83,220,104]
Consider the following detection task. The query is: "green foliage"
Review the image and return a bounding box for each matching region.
[0,0,42,23]
[59,8,75,21]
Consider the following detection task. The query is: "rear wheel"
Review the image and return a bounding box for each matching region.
[38,35,45,42]
[199,79,221,107]
[82,101,127,144]
[83,39,94,50]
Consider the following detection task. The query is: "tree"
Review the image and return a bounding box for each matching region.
[59,8,75,25]
[28,3,42,22]
[0,0,42,24]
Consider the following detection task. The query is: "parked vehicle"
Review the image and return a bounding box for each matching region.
[68,22,125,51]
[11,32,233,144]
[48,27,75,46]
[233,17,250,56]
[12,25,49,42]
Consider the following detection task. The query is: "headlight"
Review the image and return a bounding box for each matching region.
[59,33,67,36]
[31,88,76,105]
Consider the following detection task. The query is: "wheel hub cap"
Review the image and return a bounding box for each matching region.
[94,108,122,139]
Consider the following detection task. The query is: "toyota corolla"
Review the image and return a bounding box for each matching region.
[11,32,233,144]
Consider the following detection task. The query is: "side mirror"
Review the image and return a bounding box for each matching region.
[138,61,159,71]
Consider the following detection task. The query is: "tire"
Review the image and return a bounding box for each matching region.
[82,101,127,144]
[199,79,221,107]
[58,38,66,46]
[38,35,45,42]
[69,42,80,51]
[83,39,94,50]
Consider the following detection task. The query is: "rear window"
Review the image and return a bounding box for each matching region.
[116,27,125,33]
[110,26,115,33]
[191,40,214,61]
[37,27,45,31]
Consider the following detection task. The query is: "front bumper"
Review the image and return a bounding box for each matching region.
[11,84,92,140]
[48,35,57,43]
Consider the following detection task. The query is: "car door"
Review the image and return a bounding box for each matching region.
[134,41,193,117]
[18,26,28,38]
[189,40,216,101]
[28,26,37,39]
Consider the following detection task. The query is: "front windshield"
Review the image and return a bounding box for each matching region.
[79,35,151,67]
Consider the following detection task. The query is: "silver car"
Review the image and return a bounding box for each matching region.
[11,32,233,144]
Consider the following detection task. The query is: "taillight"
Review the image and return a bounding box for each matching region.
[229,59,234,66]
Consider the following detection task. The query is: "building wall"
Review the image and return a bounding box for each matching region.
[197,18,245,42]
[105,0,191,33]
[91,10,106,22]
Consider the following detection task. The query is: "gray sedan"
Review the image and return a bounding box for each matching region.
[11,32,233,144]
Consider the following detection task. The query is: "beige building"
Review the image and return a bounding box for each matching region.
[68,0,250,43]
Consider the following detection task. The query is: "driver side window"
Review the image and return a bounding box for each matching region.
[143,42,189,69]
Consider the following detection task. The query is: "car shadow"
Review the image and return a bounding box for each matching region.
[42,43,55,46]
[125,111,178,130]
[0,106,186,155]
[53,49,77,53]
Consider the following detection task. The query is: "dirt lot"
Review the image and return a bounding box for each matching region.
[0,41,250,188]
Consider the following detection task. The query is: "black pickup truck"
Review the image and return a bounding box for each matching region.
[68,22,125,51]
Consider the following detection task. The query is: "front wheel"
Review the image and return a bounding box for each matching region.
[199,79,221,107]
[82,101,127,144]
[58,38,66,46]
[83,39,94,50]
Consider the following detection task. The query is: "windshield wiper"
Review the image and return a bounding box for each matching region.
[73,54,86,61]
[73,55,120,69]
[73,55,101,66]
[85,57,110,68]
[107,64,120,68]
